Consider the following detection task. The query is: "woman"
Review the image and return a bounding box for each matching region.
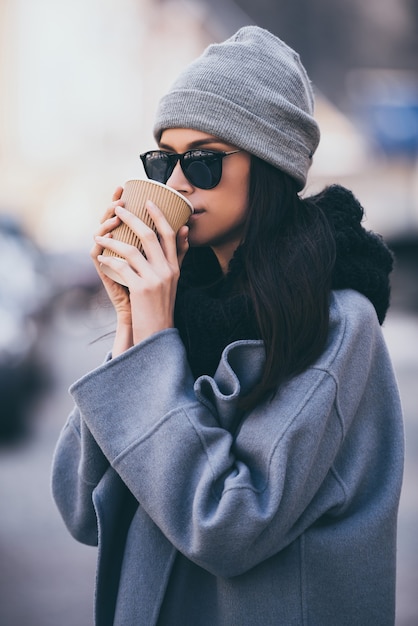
[52,26,404,625]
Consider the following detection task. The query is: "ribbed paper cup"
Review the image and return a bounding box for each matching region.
[101,179,193,285]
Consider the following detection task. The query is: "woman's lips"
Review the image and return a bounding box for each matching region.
[188,208,205,221]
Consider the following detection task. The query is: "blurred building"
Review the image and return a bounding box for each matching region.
[0,0,417,252]
[0,0,211,251]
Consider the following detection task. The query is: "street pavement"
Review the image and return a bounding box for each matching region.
[0,293,417,626]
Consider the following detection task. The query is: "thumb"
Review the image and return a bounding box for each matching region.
[176,225,189,267]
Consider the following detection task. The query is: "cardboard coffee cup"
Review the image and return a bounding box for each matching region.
[101,179,193,285]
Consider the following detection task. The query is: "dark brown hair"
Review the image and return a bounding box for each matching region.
[241,156,336,408]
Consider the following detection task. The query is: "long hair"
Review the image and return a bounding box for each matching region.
[240,156,336,408]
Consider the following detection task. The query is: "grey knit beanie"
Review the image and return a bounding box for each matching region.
[153,26,320,190]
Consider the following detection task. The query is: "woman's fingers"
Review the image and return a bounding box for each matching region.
[96,236,146,271]
[93,186,125,262]
[105,200,185,267]
[90,216,120,262]
[144,203,189,267]
[95,199,187,293]
[100,186,125,224]
[112,186,124,202]
[97,215,120,236]
[142,201,180,266]
[112,204,173,267]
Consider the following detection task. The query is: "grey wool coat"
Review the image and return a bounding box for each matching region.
[51,289,404,625]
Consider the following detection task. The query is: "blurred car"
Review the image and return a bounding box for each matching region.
[0,212,105,442]
[0,214,51,441]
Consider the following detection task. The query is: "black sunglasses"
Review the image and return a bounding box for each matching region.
[139,149,241,190]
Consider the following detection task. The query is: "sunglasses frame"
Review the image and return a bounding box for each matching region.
[140,148,241,190]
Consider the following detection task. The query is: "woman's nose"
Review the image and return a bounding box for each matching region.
[166,161,193,194]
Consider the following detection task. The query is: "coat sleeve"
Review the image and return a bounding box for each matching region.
[51,404,109,546]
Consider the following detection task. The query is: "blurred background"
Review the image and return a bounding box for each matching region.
[0,0,417,624]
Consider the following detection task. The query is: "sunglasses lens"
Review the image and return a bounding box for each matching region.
[183,152,222,189]
[141,150,226,189]
[142,152,173,184]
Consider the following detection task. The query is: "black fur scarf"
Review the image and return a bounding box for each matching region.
[174,185,394,378]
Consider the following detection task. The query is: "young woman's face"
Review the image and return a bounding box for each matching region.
[159,128,251,272]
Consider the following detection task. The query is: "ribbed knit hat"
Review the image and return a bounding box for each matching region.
[153,26,320,190]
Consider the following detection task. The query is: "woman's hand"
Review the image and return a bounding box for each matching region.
[91,187,135,355]
[91,187,131,316]
[94,191,189,353]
